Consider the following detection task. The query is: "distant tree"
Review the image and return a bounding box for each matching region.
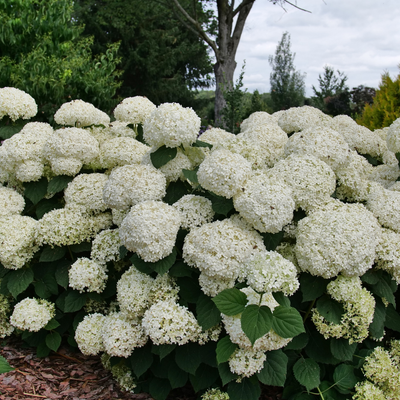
[357,70,400,130]
[243,90,271,119]
[351,85,376,117]
[268,31,306,111]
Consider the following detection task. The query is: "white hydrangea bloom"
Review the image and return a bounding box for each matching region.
[197,149,252,198]
[38,205,112,247]
[107,120,137,138]
[143,102,200,148]
[74,313,106,355]
[111,208,129,227]
[240,111,273,132]
[10,298,55,332]
[119,200,181,262]
[101,312,147,358]
[173,195,214,230]
[269,154,336,212]
[278,105,331,133]
[243,250,299,295]
[0,186,25,217]
[102,164,166,210]
[44,127,100,176]
[368,163,400,188]
[228,347,266,378]
[233,172,295,233]
[117,266,155,318]
[69,258,108,293]
[99,137,150,169]
[91,229,122,265]
[222,288,291,351]
[183,217,265,280]
[0,215,40,269]
[284,126,351,171]
[312,276,375,344]
[0,87,37,121]
[385,117,400,153]
[142,299,202,345]
[113,96,156,125]
[375,228,400,284]
[198,271,237,297]
[201,388,230,400]
[0,294,14,338]
[199,127,235,147]
[147,273,180,305]
[295,202,381,278]
[353,381,386,400]
[54,99,110,127]
[64,173,109,212]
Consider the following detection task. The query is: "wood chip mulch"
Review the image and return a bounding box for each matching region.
[0,337,283,400]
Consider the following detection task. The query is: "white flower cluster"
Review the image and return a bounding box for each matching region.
[0,186,25,217]
[74,313,106,355]
[312,276,375,343]
[0,87,37,121]
[69,258,108,293]
[113,96,156,125]
[229,347,266,378]
[0,294,14,339]
[54,99,110,127]
[143,102,201,148]
[10,298,55,332]
[240,111,273,131]
[386,117,400,153]
[90,229,122,265]
[201,388,230,400]
[375,228,400,284]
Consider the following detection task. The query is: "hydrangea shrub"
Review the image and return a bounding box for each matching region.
[0,88,399,399]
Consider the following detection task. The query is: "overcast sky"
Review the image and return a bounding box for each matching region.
[227,0,400,96]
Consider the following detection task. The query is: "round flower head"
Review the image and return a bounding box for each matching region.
[295,202,381,278]
[222,287,291,351]
[183,217,265,280]
[240,111,273,132]
[197,149,252,198]
[101,312,147,358]
[228,347,266,378]
[75,313,106,355]
[284,125,351,171]
[173,194,214,230]
[278,105,331,134]
[69,258,108,293]
[142,299,202,345]
[375,228,400,284]
[43,127,100,176]
[0,215,40,269]
[233,173,295,233]
[199,127,235,147]
[201,388,230,400]
[102,164,166,210]
[243,250,299,295]
[64,173,109,212]
[0,87,37,121]
[0,186,25,217]
[91,229,122,265]
[10,298,55,332]
[198,271,237,297]
[117,266,155,318]
[54,99,110,127]
[386,117,400,153]
[113,96,156,125]
[268,154,336,212]
[119,200,181,262]
[143,102,201,148]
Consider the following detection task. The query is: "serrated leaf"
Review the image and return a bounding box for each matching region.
[196,293,222,330]
[385,304,400,332]
[227,376,261,400]
[45,331,61,352]
[54,261,71,289]
[361,269,380,285]
[257,349,288,386]
[36,342,51,358]
[272,306,305,338]
[0,355,14,373]
[152,344,176,361]
[300,273,329,302]
[361,153,383,166]
[367,271,396,305]
[273,292,291,307]
[241,305,273,345]
[130,254,154,275]
[189,364,219,392]
[0,122,26,139]
[167,362,187,389]
[150,145,177,168]
[44,319,60,330]
[316,295,344,324]
[169,261,193,277]
[163,179,192,205]
[35,198,63,219]
[293,358,320,391]
[182,168,199,184]
[305,326,340,365]
[212,288,247,316]
[175,343,202,375]
[24,177,48,205]
[208,193,234,216]
[47,175,73,193]
[216,336,238,364]
[64,290,87,313]
[369,296,386,340]
[285,332,309,350]
[7,268,34,298]
[333,364,358,394]
[130,345,153,377]
[261,231,284,251]
[330,338,357,361]
[131,248,177,275]
[39,246,67,262]
[193,139,213,149]
[218,362,237,386]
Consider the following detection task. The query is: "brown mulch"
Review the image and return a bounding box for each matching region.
[0,337,283,400]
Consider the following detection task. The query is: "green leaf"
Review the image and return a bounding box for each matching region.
[39,246,67,262]
[45,331,61,352]
[196,293,222,330]
[119,245,128,259]
[241,304,273,345]
[149,377,171,400]
[396,152,400,164]
[132,248,177,275]
[44,319,60,330]
[152,344,176,361]
[169,261,194,278]
[227,376,261,400]
[182,168,199,184]
[305,326,340,365]
[293,358,320,391]
[333,364,358,394]
[7,268,34,298]
[216,336,238,364]
[366,270,396,306]
[361,269,380,285]
[212,288,247,316]
[330,338,357,362]
[177,276,201,304]
[150,145,177,168]
[130,345,153,378]
[64,290,87,313]
[385,304,400,332]
[163,180,192,205]
[208,193,234,216]
[35,198,63,219]
[0,355,14,373]
[0,121,26,139]
[273,292,291,307]
[167,362,187,389]
[257,349,288,387]
[36,342,51,358]
[193,139,213,149]
[189,364,219,392]
[218,362,238,386]
[261,231,284,251]
[175,343,202,375]
[24,177,48,205]
[316,295,344,324]
[300,273,329,302]
[369,296,386,340]
[69,242,92,253]
[285,332,309,350]
[47,175,73,193]
[272,306,305,338]
[130,254,153,275]
[54,260,71,289]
